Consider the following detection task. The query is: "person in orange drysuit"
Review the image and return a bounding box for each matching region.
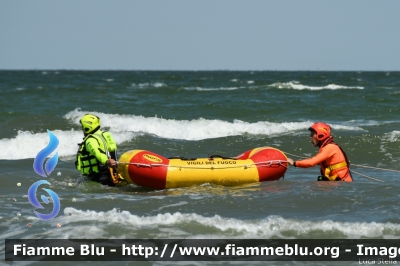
[287,122,353,182]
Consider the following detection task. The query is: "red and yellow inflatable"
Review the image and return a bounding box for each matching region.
[117,147,288,189]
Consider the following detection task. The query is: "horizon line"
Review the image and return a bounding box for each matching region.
[0,68,399,72]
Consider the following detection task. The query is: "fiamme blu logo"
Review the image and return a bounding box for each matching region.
[29,130,61,221]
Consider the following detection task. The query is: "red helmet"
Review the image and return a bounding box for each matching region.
[308,122,331,141]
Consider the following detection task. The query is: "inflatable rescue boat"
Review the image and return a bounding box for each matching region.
[116,147,288,189]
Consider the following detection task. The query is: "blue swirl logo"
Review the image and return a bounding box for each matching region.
[29,130,61,220]
[33,130,59,177]
[28,180,60,220]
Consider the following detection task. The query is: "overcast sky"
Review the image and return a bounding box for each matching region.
[1,1,399,71]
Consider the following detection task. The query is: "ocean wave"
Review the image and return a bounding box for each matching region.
[0,109,364,159]
[56,208,400,239]
[269,81,364,90]
[345,120,398,127]
[0,129,136,160]
[183,87,240,91]
[131,82,166,88]
[382,131,400,142]
[65,109,362,141]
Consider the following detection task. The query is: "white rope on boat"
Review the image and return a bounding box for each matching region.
[117,160,288,170]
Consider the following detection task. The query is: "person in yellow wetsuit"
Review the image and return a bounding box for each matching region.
[75,114,118,186]
[287,122,353,182]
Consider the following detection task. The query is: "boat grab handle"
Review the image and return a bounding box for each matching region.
[168,156,197,161]
[208,155,237,160]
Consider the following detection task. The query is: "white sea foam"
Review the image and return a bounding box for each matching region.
[183,81,363,91]
[56,208,400,239]
[383,131,400,142]
[0,129,136,160]
[184,87,240,91]
[0,109,364,159]
[269,81,364,90]
[346,120,388,127]
[131,82,166,88]
[65,109,362,141]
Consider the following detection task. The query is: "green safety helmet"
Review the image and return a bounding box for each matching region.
[80,114,100,134]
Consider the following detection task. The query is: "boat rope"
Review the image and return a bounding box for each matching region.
[351,164,400,173]
[117,160,288,170]
[282,150,400,173]
[282,151,307,159]
[350,170,384,183]
[281,150,399,182]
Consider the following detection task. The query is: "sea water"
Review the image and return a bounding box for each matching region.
[1,71,400,265]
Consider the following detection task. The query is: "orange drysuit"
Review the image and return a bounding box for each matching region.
[295,140,353,182]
